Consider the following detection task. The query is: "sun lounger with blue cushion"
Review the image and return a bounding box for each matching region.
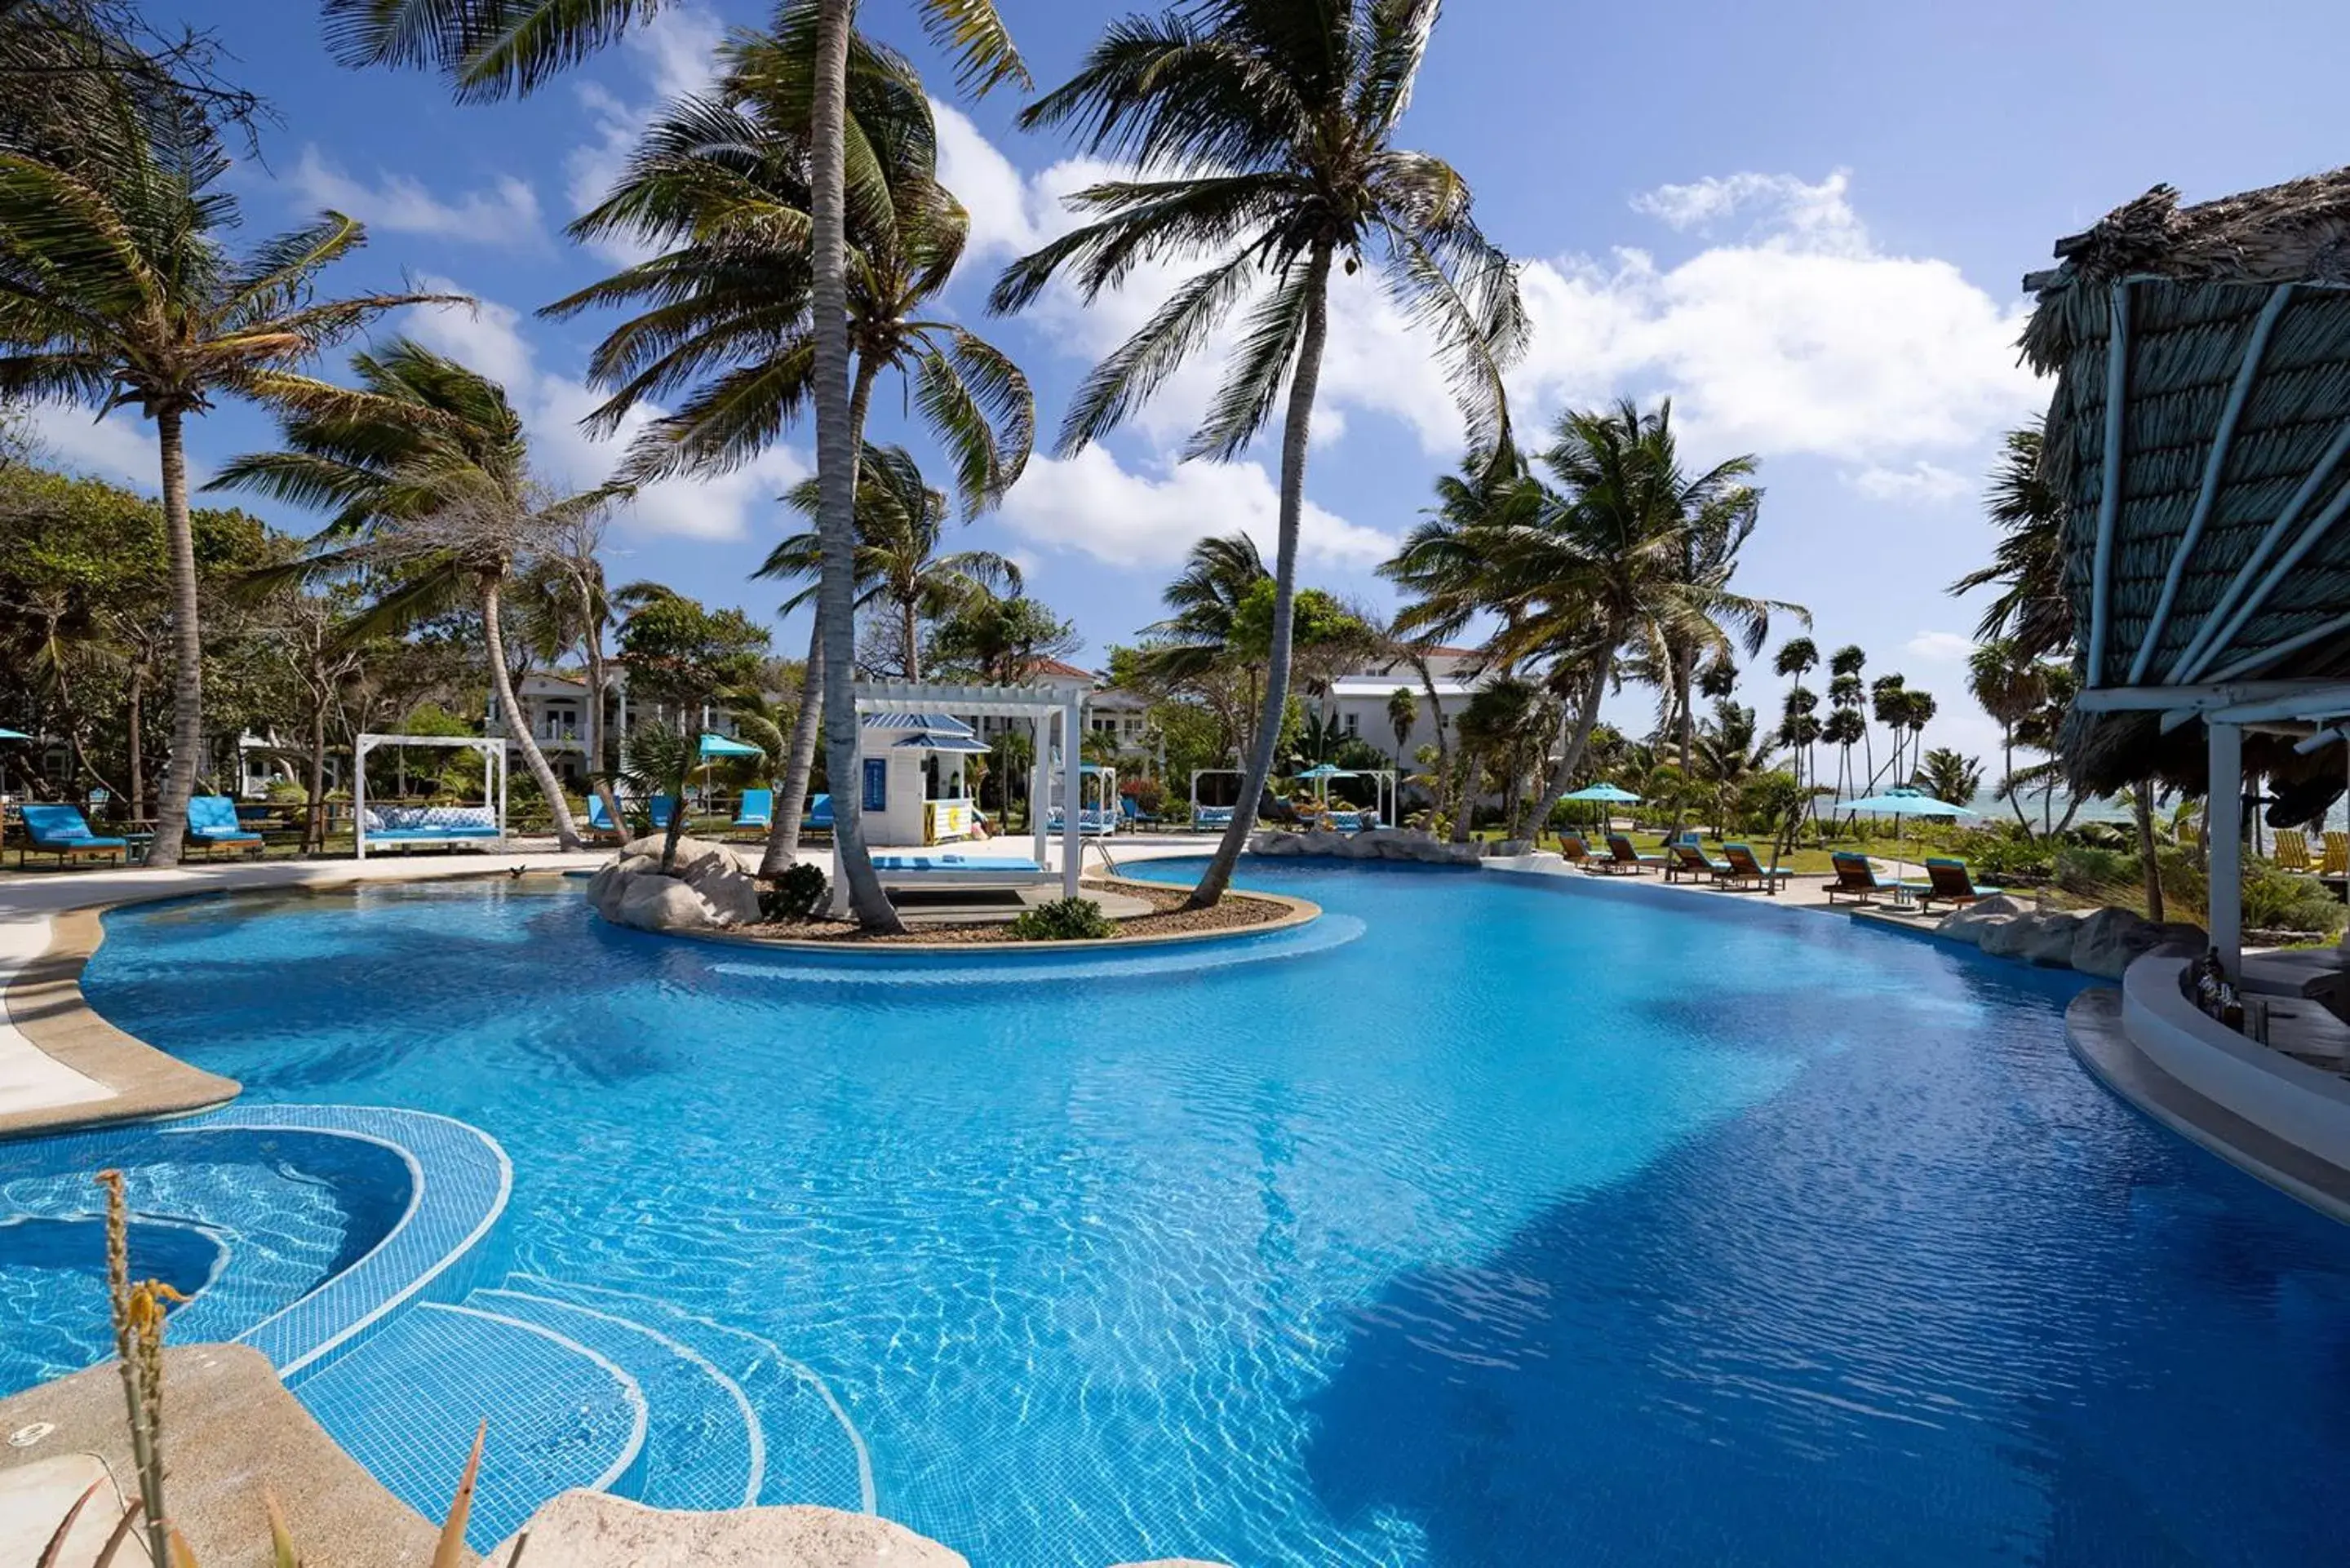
[1603,834,1665,875]
[1919,857,2006,912]
[733,789,773,835]
[361,805,503,853]
[648,795,678,831]
[586,794,628,843]
[1193,804,1234,831]
[16,803,128,867]
[187,795,264,857]
[1721,843,1794,893]
[1665,839,1732,884]
[871,853,1056,889]
[1119,795,1161,826]
[1827,851,1927,906]
[802,793,833,835]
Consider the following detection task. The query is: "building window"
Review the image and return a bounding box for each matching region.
[1344,713,1359,737]
[862,758,889,812]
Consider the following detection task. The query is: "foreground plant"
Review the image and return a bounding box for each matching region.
[39,1172,510,1567]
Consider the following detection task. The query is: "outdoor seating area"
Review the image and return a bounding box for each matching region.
[12,803,129,868]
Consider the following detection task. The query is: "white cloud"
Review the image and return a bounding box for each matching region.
[565,7,725,264]
[1904,630,1978,663]
[25,403,162,487]
[943,113,2043,472]
[1846,461,1975,505]
[403,284,805,543]
[287,147,543,246]
[997,446,1392,570]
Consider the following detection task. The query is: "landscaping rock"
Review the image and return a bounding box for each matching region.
[614,875,709,933]
[1980,909,2087,966]
[1247,826,1481,866]
[2069,906,2168,979]
[589,839,760,932]
[683,851,763,926]
[486,1490,966,1567]
[1934,893,2030,948]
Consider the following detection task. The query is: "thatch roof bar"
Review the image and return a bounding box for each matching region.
[2182,463,2350,680]
[2206,680,2350,724]
[2166,421,2350,680]
[2127,283,2296,683]
[2087,281,2133,685]
[2074,677,2326,712]
[2209,604,2350,682]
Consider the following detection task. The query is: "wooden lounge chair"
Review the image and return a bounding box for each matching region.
[16,803,129,868]
[1826,850,1924,906]
[1722,843,1794,893]
[2274,829,2315,873]
[1665,839,1733,884]
[1603,834,1665,875]
[2325,831,2349,876]
[1919,857,2006,912]
[585,794,629,844]
[187,795,265,858]
[1557,833,1598,865]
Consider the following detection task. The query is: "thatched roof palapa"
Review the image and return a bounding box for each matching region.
[2026,170,2350,804]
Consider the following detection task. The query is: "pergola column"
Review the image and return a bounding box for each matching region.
[1030,715,1048,869]
[2208,719,2243,979]
[1061,699,1083,898]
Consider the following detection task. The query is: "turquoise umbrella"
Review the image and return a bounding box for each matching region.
[1561,782,1642,839]
[698,733,762,759]
[1840,786,1975,888]
[0,729,30,741]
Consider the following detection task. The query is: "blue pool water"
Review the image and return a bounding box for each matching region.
[44,862,2350,1565]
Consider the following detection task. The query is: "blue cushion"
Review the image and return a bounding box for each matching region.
[20,804,122,848]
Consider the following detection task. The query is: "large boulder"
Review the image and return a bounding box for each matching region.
[613,875,711,933]
[683,850,763,926]
[1934,893,2030,948]
[621,833,735,877]
[589,839,760,932]
[2069,906,2167,980]
[1980,908,2086,966]
[486,1490,965,1567]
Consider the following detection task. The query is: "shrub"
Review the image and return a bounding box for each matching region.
[757,862,829,922]
[1007,897,1116,941]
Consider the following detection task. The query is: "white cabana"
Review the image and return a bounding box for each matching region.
[844,680,1088,911]
[352,733,508,860]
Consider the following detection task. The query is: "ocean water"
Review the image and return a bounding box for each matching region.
[39,863,2350,1566]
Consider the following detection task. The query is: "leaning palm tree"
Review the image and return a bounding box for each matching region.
[992,0,1526,909]
[208,339,611,849]
[544,10,1030,928]
[1952,421,2070,661]
[0,91,448,864]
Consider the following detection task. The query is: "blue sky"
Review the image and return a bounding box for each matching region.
[53,0,2350,762]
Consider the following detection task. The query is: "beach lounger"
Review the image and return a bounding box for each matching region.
[1603,834,1665,875]
[1193,804,1235,831]
[1919,857,2006,912]
[801,794,833,837]
[871,853,1056,889]
[1119,795,1161,827]
[361,805,503,853]
[586,794,629,844]
[1826,851,1926,906]
[187,795,265,858]
[2325,831,2349,876]
[1721,843,1794,893]
[1665,839,1733,884]
[2274,829,2315,873]
[1557,833,1598,865]
[648,795,678,831]
[16,803,128,867]
[733,788,773,835]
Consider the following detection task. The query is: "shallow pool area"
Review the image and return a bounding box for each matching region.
[16,861,2350,1564]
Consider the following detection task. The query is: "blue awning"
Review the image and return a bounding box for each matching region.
[861,711,975,736]
[894,733,991,755]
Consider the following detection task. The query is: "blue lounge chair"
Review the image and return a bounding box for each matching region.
[1118,795,1162,827]
[17,803,128,867]
[648,795,678,831]
[802,794,833,835]
[1920,857,2006,912]
[1721,843,1794,893]
[187,795,264,858]
[1603,834,1666,875]
[1827,851,1927,906]
[586,794,627,842]
[1665,839,1733,884]
[1193,804,1235,831]
[733,788,773,835]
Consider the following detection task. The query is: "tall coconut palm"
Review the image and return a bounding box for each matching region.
[1132,532,1271,766]
[1396,400,1799,844]
[992,0,1526,909]
[759,442,1022,685]
[0,94,448,864]
[1386,686,1417,773]
[1822,705,1866,809]
[1952,421,2070,660]
[209,339,610,848]
[1869,672,1908,786]
[546,12,1029,921]
[327,0,1026,930]
[1966,637,2049,833]
[1772,636,1818,804]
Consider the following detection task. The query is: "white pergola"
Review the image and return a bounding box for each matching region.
[845,680,1087,910]
[351,733,508,861]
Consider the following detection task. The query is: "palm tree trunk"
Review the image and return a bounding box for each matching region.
[306,685,329,856]
[1450,745,1479,844]
[809,0,901,932]
[147,407,201,868]
[901,595,922,683]
[2135,775,2165,922]
[584,635,623,842]
[126,658,145,821]
[1523,646,1619,843]
[1188,243,1333,910]
[480,575,581,850]
[763,357,879,879]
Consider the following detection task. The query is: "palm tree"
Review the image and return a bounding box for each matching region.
[1392,401,1798,844]
[1821,705,1866,811]
[0,94,446,864]
[544,16,1031,916]
[1966,638,2049,834]
[336,0,1028,931]
[1869,672,1908,786]
[596,721,698,874]
[1952,422,2070,660]
[209,339,611,848]
[761,443,1022,684]
[1772,636,1818,800]
[1386,687,1417,773]
[1897,689,1938,784]
[992,0,1526,910]
[1917,746,1982,809]
[1692,697,1775,836]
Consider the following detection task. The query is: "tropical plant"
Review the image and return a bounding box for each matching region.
[595,720,698,873]
[1386,686,1417,772]
[210,339,610,848]
[1869,672,1908,786]
[757,860,829,922]
[1452,675,1555,839]
[0,85,447,863]
[1952,421,2070,660]
[1966,637,2050,833]
[540,13,1028,914]
[993,0,1525,909]
[1008,895,1115,941]
[38,1170,496,1568]
[1772,636,1818,800]
[1915,746,1982,808]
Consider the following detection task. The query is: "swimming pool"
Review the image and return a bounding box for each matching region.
[47,862,2350,1565]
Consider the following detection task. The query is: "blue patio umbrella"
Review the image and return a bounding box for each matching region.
[0,728,31,742]
[1561,782,1642,839]
[1839,786,1974,883]
[698,733,763,759]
